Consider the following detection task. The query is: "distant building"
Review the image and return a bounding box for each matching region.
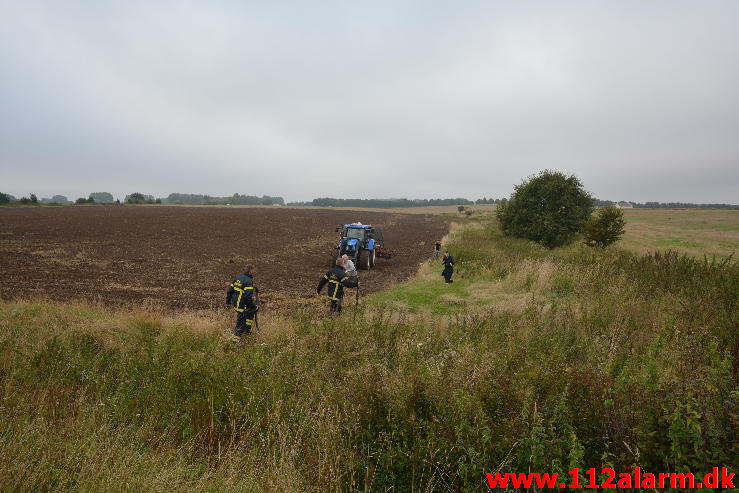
[615,201,634,209]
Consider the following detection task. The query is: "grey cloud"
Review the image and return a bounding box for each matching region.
[1,1,737,202]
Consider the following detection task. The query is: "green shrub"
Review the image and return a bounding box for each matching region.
[583,205,625,247]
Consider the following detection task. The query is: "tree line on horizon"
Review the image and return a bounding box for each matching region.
[1,191,737,209]
[161,193,285,205]
[0,192,285,206]
[292,197,478,208]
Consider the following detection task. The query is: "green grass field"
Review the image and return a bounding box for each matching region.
[1,210,736,492]
[618,208,738,257]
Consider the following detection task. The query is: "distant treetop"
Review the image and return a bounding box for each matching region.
[40,195,71,204]
[89,192,114,203]
[125,193,155,204]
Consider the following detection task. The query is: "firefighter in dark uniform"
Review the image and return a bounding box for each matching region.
[441,251,455,283]
[226,264,258,340]
[317,258,358,313]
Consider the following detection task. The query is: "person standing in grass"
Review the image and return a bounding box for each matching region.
[226,265,259,341]
[317,258,358,313]
[434,239,442,259]
[441,251,455,283]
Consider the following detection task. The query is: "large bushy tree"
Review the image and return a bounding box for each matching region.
[497,170,594,248]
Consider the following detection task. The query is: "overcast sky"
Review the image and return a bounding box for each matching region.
[1,1,738,203]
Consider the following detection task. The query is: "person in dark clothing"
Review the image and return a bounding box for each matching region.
[317,258,358,313]
[441,251,455,283]
[434,240,442,259]
[226,265,258,340]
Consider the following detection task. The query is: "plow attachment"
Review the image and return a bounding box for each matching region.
[375,247,396,259]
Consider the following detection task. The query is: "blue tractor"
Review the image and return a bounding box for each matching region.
[334,222,386,270]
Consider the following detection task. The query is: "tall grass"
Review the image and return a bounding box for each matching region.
[1,214,736,491]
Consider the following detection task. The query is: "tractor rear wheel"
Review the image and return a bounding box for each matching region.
[361,251,371,270]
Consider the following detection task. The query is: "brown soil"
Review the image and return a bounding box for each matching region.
[0,206,447,310]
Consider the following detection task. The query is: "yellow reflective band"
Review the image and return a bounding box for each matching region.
[329,283,340,299]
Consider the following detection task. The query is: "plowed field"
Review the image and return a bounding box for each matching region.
[0,206,447,310]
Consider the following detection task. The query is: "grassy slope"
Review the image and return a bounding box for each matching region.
[1,213,737,492]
